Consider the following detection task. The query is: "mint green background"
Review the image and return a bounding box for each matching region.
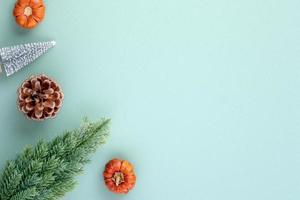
[0,0,300,199]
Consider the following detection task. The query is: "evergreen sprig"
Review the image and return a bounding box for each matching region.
[0,118,110,200]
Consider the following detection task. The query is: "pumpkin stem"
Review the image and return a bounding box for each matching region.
[24,6,32,17]
[112,172,125,186]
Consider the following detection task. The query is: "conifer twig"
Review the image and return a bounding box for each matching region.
[0,118,110,200]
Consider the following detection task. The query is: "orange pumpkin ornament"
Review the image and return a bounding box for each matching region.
[13,0,45,29]
[103,159,136,194]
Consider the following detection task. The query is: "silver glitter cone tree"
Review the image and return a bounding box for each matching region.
[0,41,56,76]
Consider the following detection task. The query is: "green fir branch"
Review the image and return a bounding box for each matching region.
[0,118,110,200]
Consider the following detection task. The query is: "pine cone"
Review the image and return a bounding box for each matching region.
[18,74,64,121]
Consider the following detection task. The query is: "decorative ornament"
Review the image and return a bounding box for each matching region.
[13,0,45,29]
[18,74,64,121]
[0,41,56,76]
[0,41,55,76]
[0,118,110,200]
[103,159,136,194]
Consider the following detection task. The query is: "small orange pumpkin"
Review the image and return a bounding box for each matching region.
[103,159,136,194]
[13,0,45,29]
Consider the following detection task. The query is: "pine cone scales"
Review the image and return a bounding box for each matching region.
[18,74,64,121]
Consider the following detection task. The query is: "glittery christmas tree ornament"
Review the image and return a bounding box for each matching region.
[0,41,56,76]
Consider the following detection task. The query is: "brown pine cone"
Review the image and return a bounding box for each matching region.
[18,74,64,121]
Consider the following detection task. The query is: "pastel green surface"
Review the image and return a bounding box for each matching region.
[0,0,299,199]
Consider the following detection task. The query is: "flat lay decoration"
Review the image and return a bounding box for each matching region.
[18,74,64,121]
[0,41,55,76]
[2,0,137,198]
[103,158,136,194]
[0,118,110,200]
[13,0,46,29]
